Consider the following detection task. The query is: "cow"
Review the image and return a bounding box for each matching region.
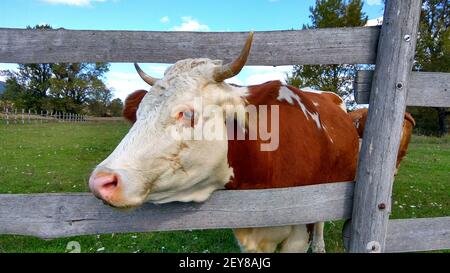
[349,108,415,175]
[88,32,359,253]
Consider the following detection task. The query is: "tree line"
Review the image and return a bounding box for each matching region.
[0,25,123,117]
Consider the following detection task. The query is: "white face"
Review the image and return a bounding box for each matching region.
[90,58,248,207]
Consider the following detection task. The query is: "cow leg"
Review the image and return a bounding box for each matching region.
[233,226,292,253]
[311,222,326,253]
[278,225,311,253]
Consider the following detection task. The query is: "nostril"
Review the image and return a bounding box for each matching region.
[102,180,118,189]
[89,172,120,200]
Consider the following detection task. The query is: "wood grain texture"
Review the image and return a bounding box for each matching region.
[343,217,450,252]
[355,70,450,107]
[385,217,450,252]
[0,182,354,239]
[0,27,380,65]
[349,0,422,253]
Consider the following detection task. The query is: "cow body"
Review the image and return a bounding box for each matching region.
[227,81,357,189]
[104,80,358,252]
[88,33,359,252]
[226,81,358,252]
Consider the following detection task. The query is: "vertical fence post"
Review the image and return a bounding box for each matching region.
[28,109,31,124]
[349,0,422,253]
[5,107,9,125]
[21,109,24,124]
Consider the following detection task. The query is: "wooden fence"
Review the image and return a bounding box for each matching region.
[0,107,87,124]
[0,0,448,253]
[0,108,125,124]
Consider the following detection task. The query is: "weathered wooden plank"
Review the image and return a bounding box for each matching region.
[0,182,354,239]
[0,27,380,65]
[385,217,450,252]
[343,217,450,252]
[349,0,422,253]
[354,71,450,107]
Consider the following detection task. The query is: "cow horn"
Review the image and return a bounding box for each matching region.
[134,63,160,86]
[213,32,254,82]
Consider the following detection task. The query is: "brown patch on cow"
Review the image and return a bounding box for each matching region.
[404,112,416,127]
[348,108,415,171]
[348,108,367,138]
[226,81,359,190]
[397,113,415,171]
[320,92,345,110]
[123,90,148,123]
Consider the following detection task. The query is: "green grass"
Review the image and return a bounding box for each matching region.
[0,122,448,253]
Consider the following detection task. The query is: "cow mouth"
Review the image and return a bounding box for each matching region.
[100,199,144,211]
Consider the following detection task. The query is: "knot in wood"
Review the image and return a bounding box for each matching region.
[366,241,381,253]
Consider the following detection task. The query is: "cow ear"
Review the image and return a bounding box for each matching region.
[123,90,148,124]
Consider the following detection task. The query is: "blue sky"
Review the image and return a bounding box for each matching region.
[0,0,384,101]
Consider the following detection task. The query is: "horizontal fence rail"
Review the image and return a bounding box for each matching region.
[354,70,450,107]
[0,27,380,65]
[343,217,450,252]
[385,217,450,252]
[0,182,354,239]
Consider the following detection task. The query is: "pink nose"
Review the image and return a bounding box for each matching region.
[89,172,120,202]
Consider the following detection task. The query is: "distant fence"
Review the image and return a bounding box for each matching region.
[0,107,124,124]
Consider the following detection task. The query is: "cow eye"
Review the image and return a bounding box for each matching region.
[178,109,196,127]
[183,110,193,120]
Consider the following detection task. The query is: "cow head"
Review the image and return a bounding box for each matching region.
[89,33,254,208]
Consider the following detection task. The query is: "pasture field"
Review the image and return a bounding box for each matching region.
[0,122,448,253]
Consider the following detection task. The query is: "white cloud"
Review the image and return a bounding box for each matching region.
[160,16,170,24]
[172,16,210,32]
[41,0,106,7]
[366,0,382,6]
[365,16,383,26]
[107,64,170,101]
[229,66,293,86]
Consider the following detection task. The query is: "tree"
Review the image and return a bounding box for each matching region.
[87,87,113,117]
[0,25,53,111]
[0,64,52,111]
[109,98,124,117]
[0,24,111,115]
[50,62,110,113]
[0,77,26,108]
[409,0,449,136]
[287,0,368,110]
